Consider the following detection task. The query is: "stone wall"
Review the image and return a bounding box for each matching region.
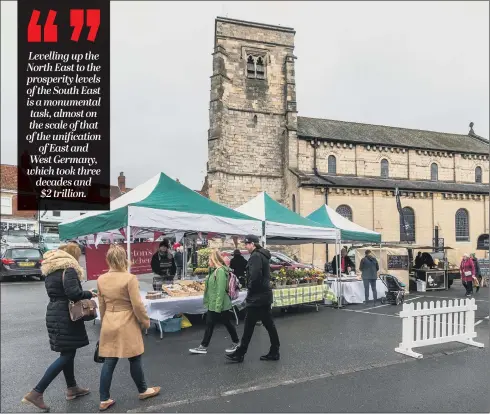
[298,187,489,268]
[298,141,489,184]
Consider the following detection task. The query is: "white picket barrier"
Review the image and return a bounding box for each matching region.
[395,298,485,359]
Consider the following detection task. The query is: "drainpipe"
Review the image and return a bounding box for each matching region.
[312,138,330,264]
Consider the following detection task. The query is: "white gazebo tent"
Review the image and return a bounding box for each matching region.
[235,192,340,245]
[59,173,263,273]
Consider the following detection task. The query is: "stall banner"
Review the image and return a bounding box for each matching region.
[86,242,160,280]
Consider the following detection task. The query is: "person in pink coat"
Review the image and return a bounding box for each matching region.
[459,253,475,297]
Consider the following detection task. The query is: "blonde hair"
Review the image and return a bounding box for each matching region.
[209,249,226,268]
[59,243,81,261]
[106,244,129,272]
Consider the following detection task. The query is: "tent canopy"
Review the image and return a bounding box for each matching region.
[58,173,262,240]
[235,192,339,244]
[306,205,381,243]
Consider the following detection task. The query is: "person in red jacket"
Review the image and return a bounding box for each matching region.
[459,253,475,297]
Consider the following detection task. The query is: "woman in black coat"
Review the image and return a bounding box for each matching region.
[22,243,96,411]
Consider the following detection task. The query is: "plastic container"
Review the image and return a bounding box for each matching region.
[161,317,183,333]
[416,280,427,292]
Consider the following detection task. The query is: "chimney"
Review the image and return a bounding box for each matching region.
[118,172,126,192]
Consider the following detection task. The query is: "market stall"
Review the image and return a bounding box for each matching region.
[235,193,340,309]
[94,280,248,339]
[306,205,382,306]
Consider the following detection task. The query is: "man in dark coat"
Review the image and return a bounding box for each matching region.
[226,235,280,363]
[151,239,176,281]
[360,250,380,305]
[331,248,355,275]
[230,249,248,287]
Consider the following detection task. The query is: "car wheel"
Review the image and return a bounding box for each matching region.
[39,276,46,281]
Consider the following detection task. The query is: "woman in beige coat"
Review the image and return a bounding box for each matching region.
[97,245,160,411]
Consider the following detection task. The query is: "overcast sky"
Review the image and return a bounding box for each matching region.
[1,1,488,191]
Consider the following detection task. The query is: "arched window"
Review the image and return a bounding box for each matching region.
[380,159,389,178]
[455,208,469,241]
[328,155,337,174]
[400,207,415,242]
[292,194,296,213]
[256,57,265,79]
[430,163,438,181]
[475,166,482,183]
[336,205,353,221]
[247,55,255,78]
[246,54,266,79]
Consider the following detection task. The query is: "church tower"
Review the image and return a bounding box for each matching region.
[206,17,298,209]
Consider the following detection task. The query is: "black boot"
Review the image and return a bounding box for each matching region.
[260,352,280,361]
[225,352,244,363]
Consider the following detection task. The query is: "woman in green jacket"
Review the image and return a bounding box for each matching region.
[189,250,239,355]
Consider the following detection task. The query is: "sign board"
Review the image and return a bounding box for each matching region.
[387,255,409,270]
[477,234,489,250]
[425,270,446,290]
[85,242,160,280]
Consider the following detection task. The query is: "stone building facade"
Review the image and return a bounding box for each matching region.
[205,17,489,265]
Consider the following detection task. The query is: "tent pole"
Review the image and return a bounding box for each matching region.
[262,221,267,249]
[183,235,186,280]
[126,224,131,272]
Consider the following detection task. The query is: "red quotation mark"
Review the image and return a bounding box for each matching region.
[27,9,57,42]
[70,9,100,42]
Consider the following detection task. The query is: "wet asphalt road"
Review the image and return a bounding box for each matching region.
[1,273,488,413]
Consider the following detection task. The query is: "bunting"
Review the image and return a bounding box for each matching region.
[118,228,126,239]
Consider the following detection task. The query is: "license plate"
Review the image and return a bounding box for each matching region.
[18,262,35,267]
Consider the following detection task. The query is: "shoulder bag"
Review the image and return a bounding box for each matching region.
[62,270,98,322]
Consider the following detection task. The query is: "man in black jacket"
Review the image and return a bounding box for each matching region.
[226,235,280,363]
[151,239,176,282]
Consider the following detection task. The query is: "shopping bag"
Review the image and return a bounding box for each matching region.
[180,314,192,329]
[473,276,480,287]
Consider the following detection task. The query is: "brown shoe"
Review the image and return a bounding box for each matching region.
[138,386,161,400]
[22,390,49,411]
[66,385,90,400]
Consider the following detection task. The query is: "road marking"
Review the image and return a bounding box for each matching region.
[421,295,488,303]
[404,296,423,302]
[127,347,479,413]
[0,282,41,285]
[341,309,399,318]
[361,304,390,311]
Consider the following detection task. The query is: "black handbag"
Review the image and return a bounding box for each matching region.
[94,341,105,363]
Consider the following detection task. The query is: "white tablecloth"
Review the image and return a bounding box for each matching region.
[94,290,248,322]
[326,279,387,304]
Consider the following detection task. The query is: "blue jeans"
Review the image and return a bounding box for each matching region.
[34,350,77,393]
[99,355,147,401]
[363,279,377,302]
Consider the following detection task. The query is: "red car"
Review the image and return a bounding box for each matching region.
[221,250,310,272]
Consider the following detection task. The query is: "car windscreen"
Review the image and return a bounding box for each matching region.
[10,249,42,259]
[44,237,60,243]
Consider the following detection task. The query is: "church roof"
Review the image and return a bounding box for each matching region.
[297,117,489,155]
[295,171,489,195]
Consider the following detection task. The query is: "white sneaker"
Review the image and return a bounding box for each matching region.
[189,345,207,354]
[225,343,239,354]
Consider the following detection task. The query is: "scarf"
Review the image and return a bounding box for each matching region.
[41,250,85,280]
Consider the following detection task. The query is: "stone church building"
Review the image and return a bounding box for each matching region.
[204,17,489,266]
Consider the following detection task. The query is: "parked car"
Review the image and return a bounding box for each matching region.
[0,234,34,255]
[0,247,44,281]
[221,250,311,273]
[39,234,61,253]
